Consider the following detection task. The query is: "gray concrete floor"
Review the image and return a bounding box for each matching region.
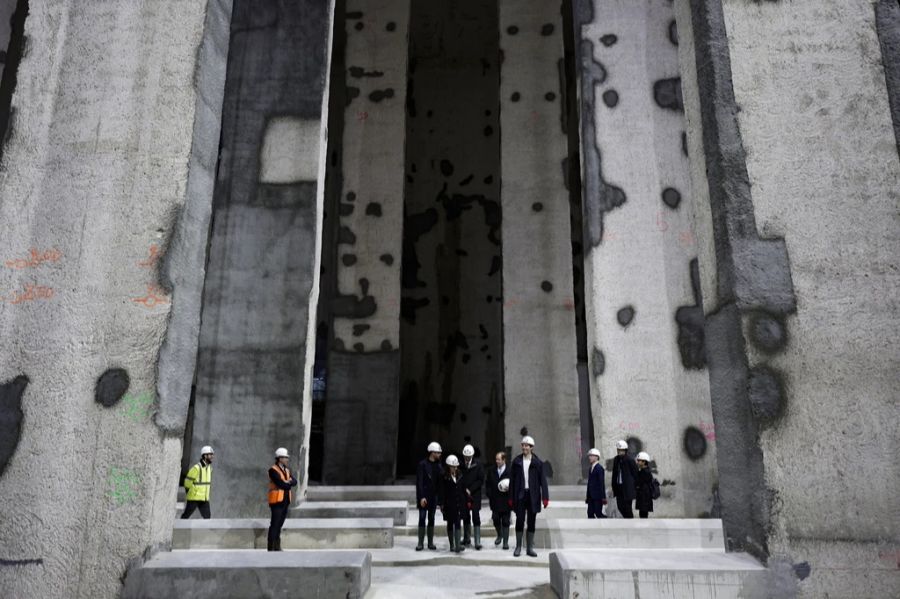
[368,566,555,599]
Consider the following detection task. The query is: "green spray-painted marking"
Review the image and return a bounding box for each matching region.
[122,391,153,422]
[108,467,141,505]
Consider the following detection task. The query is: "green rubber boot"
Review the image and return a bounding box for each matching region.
[513,530,523,557]
[502,526,510,550]
[416,526,425,551]
[427,525,436,550]
[474,525,482,550]
[463,521,471,546]
[526,531,537,557]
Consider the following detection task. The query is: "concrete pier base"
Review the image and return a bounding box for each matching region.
[172,518,394,549]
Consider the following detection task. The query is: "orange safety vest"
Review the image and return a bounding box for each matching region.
[268,464,293,505]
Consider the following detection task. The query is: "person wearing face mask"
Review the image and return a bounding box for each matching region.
[439,455,467,553]
[485,451,511,549]
[459,444,485,549]
[508,435,549,557]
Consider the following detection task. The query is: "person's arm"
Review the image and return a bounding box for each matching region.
[268,468,293,490]
[183,464,198,491]
[415,463,425,503]
[599,467,607,504]
[540,461,550,508]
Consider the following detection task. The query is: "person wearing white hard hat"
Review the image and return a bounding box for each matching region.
[415,442,443,551]
[439,455,467,553]
[266,447,298,551]
[485,451,511,549]
[611,440,638,518]
[181,445,215,519]
[459,444,485,549]
[585,448,607,519]
[634,451,655,519]
[509,435,549,557]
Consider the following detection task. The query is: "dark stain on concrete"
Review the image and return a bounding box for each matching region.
[483,125,494,137]
[541,281,553,292]
[662,187,682,209]
[875,0,900,157]
[338,226,357,245]
[380,253,394,265]
[386,21,396,32]
[617,306,635,328]
[545,92,557,101]
[488,256,501,276]
[381,340,394,350]
[668,20,678,46]
[749,311,787,353]
[339,202,355,216]
[354,21,364,31]
[402,207,439,289]
[602,89,619,107]
[675,259,707,370]
[507,25,519,35]
[342,254,357,266]
[348,66,385,78]
[459,174,474,186]
[0,558,43,566]
[369,88,395,102]
[366,202,383,217]
[511,92,521,102]
[653,78,684,111]
[532,202,543,212]
[600,34,617,47]
[683,426,707,460]
[0,375,28,477]
[440,159,454,177]
[352,324,370,337]
[592,347,605,377]
[626,437,643,454]
[793,562,811,581]
[346,11,363,19]
[541,23,555,36]
[346,86,360,106]
[95,368,130,408]
[748,366,784,422]
[333,278,378,318]
[401,296,430,324]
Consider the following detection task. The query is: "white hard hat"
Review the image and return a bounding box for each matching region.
[462,444,475,457]
[274,447,289,458]
[200,445,214,455]
[498,478,510,493]
[587,448,601,458]
[636,451,651,462]
[445,455,459,467]
[521,436,535,447]
[616,440,628,450]
[427,442,442,453]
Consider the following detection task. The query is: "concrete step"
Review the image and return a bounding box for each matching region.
[121,550,371,599]
[293,500,408,525]
[550,549,769,599]
[368,533,549,567]
[402,501,604,529]
[368,565,555,599]
[544,518,725,551]
[305,484,589,503]
[172,518,394,549]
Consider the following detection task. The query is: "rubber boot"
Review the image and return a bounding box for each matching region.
[494,521,502,546]
[275,538,282,552]
[526,531,537,557]
[427,525,436,550]
[502,526,510,550]
[463,521,471,546]
[447,526,455,551]
[474,525,482,550]
[416,526,425,551]
[454,525,465,553]
[513,530,523,557]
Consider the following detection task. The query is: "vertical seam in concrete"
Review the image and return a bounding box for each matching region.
[876,0,900,159]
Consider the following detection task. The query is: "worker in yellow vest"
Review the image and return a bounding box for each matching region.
[267,447,298,551]
[182,445,214,519]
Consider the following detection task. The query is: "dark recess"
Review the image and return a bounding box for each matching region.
[95,368,131,408]
[0,0,28,164]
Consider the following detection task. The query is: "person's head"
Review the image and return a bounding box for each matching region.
[495,451,506,468]
[200,445,215,464]
[427,441,442,462]
[445,454,459,475]
[521,436,535,456]
[636,451,650,469]
[616,439,628,456]
[587,447,601,464]
[274,447,290,466]
[462,444,474,463]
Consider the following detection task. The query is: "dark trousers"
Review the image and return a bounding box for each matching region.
[514,490,537,532]
[463,501,481,527]
[587,500,606,519]
[418,505,436,527]
[639,510,649,519]
[268,501,289,550]
[491,510,510,531]
[181,500,210,519]
[616,496,634,518]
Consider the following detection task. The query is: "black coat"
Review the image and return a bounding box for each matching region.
[611,453,638,501]
[509,454,549,513]
[416,458,443,504]
[635,467,654,512]
[439,473,467,522]
[586,462,606,501]
[460,458,485,504]
[485,464,511,513]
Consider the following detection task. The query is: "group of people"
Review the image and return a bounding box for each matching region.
[416,437,659,556]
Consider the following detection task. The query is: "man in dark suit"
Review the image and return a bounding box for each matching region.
[585,447,607,518]
[611,439,638,518]
[415,441,443,551]
[460,444,485,549]
[508,435,549,557]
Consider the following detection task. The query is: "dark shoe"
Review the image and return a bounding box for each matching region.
[416,526,425,551]
[502,526,510,550]
[526,531,537,557]
[513,531,523,557]
[427,525,436,550]
[474,525,482,550]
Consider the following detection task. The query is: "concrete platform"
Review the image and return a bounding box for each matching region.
[550,549,769,599]
[305,485,588,503]
[294,500,408,525]
[172,518,393,549]
[369,565,555,599]
[401,501,597,531]
[544,518,725,550]
[121,550,371,599]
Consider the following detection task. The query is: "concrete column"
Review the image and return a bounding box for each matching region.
[0,0,232,596]
[321,0,409,485]
[678,0,900,593]
[498,0,582,483]
[573,0,717,515]
[190,0,334,515]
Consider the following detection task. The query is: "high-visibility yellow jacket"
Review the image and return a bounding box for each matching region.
[184,461,212,502]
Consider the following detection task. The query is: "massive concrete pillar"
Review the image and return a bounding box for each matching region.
[677,0,899,594]
[573,0,717,515]
[189,0,334,515]
[0,0,232,596]
[499,0,582,482]
[320,0,409,485]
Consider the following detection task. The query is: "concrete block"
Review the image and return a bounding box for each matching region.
[121,550,371,599]
[294,501,408,525]
[307,485,415,503]
[172,518,394,549]
[543,518,725,551]
[550,549,768,599]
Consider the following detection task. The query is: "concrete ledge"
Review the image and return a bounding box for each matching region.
[544,518,725,550]
[306,484,588,503]
[550,549,768,599]
[121,550,371,599]
[172,518,394,549]
[294,501,408,525]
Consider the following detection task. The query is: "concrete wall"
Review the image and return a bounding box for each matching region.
[499,0,582,483]
[677,0,900,595]
[320,0,409,485]
[190,0,333,515]
[0,0,17,82]
[573,0,717,514]
[0,0,232,597]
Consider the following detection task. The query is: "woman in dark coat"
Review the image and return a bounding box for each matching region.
[484,451,511,549]
[635,451,654,518]
[509,436,549,557]
[439,454,467,553]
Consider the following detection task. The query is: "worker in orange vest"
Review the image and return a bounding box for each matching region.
[267,447,298,551]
